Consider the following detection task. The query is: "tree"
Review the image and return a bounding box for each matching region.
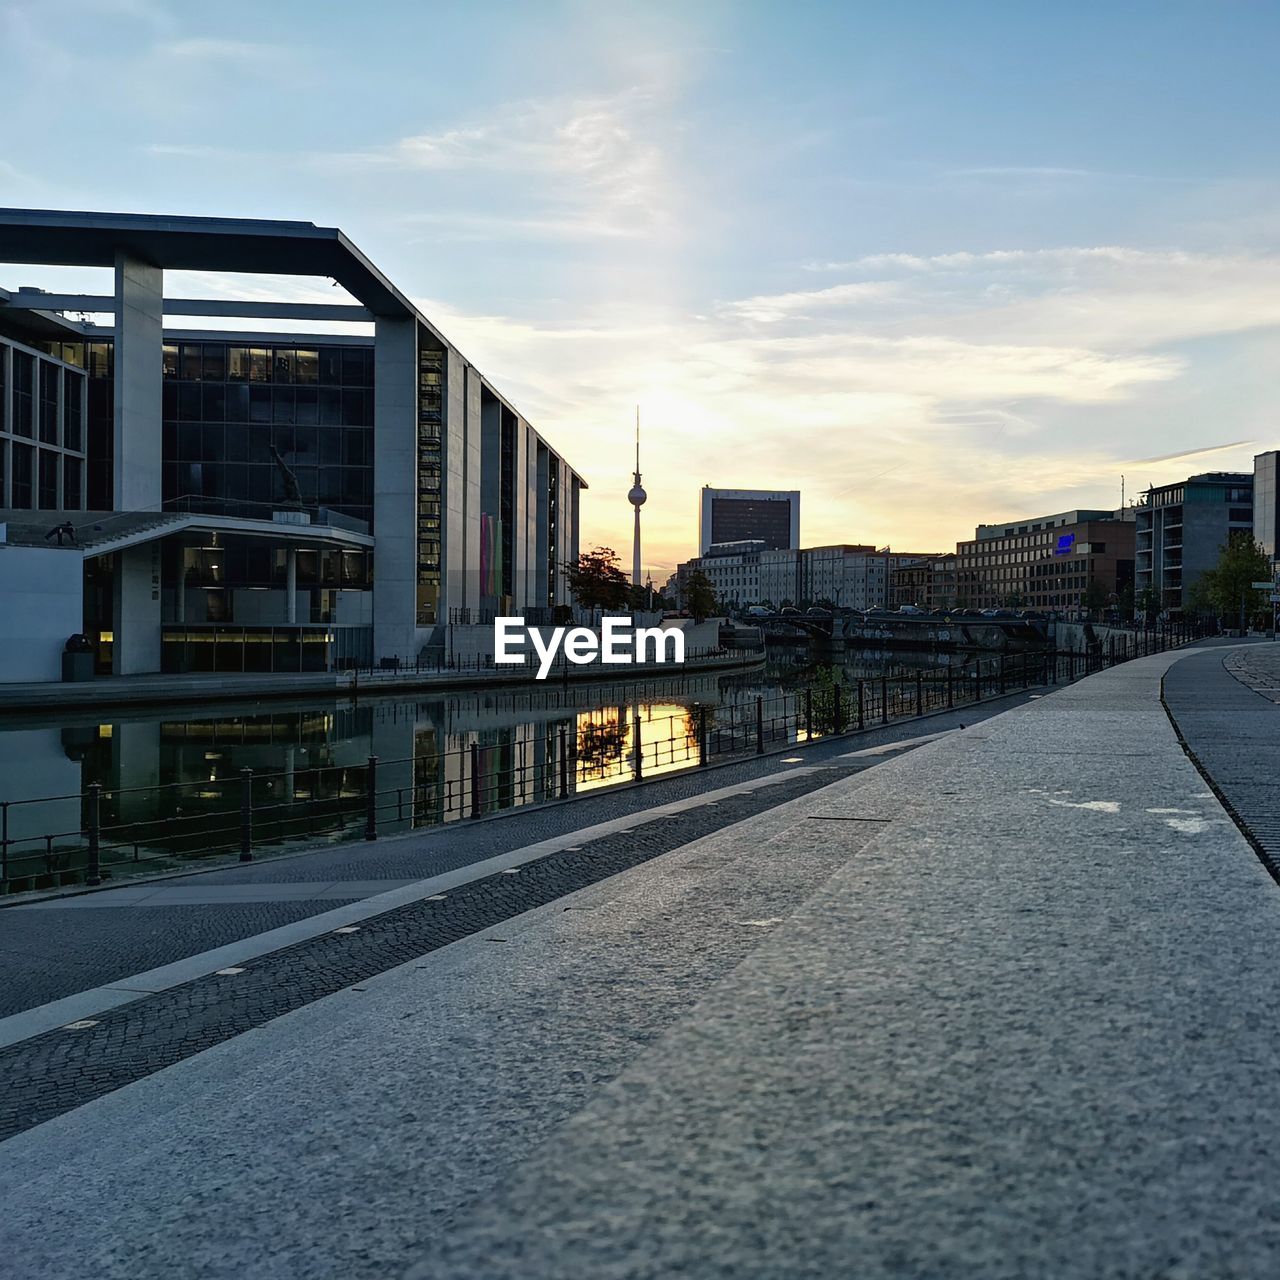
[1083,578,1108,618]
[1137,583,1161,620]
[1000,590,1026,609]
[564,546,630,611]
[1193,533,1271,629]
[1117,582,1135,623]
[684,570,717,622]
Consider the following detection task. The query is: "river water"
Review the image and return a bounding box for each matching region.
[0,646,1014,884]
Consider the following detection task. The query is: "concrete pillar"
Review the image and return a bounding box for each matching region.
[373,317,419,661]
[113,253,164,512]
[286,547,297,624]
[113,542,162,674]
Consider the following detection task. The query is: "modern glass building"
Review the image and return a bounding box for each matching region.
[1135,473,1252,613]
[0,209,585,682]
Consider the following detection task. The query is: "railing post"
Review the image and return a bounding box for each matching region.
[559,725,570,798]
[633,710,644,779]
[880,676,888,725]
[998,654,1006,694]
[698,704,709,766]
[915,669,923,717]
[365,755,379,839]
[239,768,253,862]
[86,782,102,884]
[470,743,482,818]
[857,679,865,730]
[756,695,765,754]
[805,686,813,739]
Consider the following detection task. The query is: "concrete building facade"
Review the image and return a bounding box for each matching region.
[0,209,584,681]
[1135,473,1252,612]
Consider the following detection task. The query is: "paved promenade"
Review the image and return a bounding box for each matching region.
[1,643,1278,1277]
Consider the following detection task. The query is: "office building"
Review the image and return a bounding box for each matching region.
[956,508,1135,613]
[0,208,584,682]
[1135,472,1253,612]
[698,487,799,555]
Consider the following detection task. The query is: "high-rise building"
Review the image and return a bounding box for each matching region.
[0,208,585,682]
[1135,473,1253,611]
[698,487,799,555]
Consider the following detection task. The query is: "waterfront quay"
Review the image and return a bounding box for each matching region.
[2,638,1279,1277]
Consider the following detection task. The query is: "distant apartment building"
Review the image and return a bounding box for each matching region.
[685,539,766,607]
[956,508,1135,613]
[698,487,799,555]
[786,544,933,610]
[1135,472,1253,611]
[891,554,953,608]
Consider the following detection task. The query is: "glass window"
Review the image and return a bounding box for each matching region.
[273,349,296,384]
[249,386,272,424]
[202,383,227,421]
[39,362,60,444]
[181,344,203,381]
[248,349,271,382]
[295,386,318,425]
[202,344,226,381]
[38,449,58,508]
[341,348,366,385]
[162,345,179,378]
[88,343,112,379]
[295,349,319,384]
[12,442,32,506]
[318,387,343,425]
[178,384,201,422]
[318,349,342,385]
[55,455,86,508]
[272,388,296,424]
[225,384,249,423]
[227,347,249,381]
[65,373,84,451]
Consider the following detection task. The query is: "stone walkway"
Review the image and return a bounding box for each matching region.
[2,644,1278,1277]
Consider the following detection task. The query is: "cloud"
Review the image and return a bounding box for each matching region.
[315,90,672,243]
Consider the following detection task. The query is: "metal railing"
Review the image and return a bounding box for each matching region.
[0,626,1206,893]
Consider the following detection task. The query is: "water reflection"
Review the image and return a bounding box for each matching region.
[0,646,1013,879]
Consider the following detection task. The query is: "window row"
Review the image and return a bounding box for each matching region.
[1,442,84,510]
[3,351,86,451]
[164,422,372,468]
[162,344,374,387]
[163,462,373,514]
[164,383,372,426]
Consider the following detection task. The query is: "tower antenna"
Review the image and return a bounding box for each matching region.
[628,405,647,590]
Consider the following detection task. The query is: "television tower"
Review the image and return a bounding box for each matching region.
[627,406,647,587]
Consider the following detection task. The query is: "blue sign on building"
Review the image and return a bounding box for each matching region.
[1054,532,1076,556]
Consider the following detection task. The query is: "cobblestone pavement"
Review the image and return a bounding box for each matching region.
[1164,641,1280,876]
[0,691,1034,1018]
[0,762,865,1143]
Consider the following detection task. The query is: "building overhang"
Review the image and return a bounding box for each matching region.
[0,208,416,320]
[0,510,374,560]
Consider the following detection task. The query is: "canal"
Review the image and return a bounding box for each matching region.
[0,646,1037,889]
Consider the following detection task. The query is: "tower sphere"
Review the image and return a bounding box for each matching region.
[628,483,647,507]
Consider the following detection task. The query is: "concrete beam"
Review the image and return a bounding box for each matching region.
[2,292,371,323]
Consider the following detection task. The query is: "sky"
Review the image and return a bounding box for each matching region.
[3,0,1280,578]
